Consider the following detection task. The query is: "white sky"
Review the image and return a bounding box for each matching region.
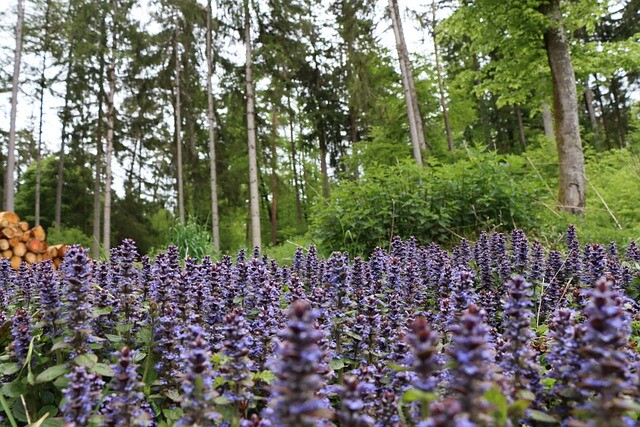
[0,0,436,197]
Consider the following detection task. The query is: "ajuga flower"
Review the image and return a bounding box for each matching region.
[101,346,153,426]
[448,305,494,421]
[8,308,32,365]
[500,276,540,396]
[422,398,474,427]
[406,317,439,393]
[474,232,493,289]
[221,310,254,407]
[265,300,332,426]
[62,365,104,426]
[61,245,94,356]
[565,224,581,281]
[574,277,636,426]
[452,238,472,269]
[177,325,220,427]
[374,390,401,427]
[490,232,510,282]
[527,240,545,284]
[35,260,60,339]
[336,375,375,427]
[625,241,640,263]
[510,228,529,275]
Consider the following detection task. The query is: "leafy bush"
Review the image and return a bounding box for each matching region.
[311,150,543,255]
[166,218,215,259]
[46,226,94,249]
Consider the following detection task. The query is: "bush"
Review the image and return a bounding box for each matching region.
[47,226,94,249]
[311,150,544,255]
[165,218,215,260]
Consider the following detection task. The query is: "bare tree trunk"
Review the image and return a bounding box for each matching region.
[514,104,526,150]
[93,20,106,259]
[319,131,330,198]
[389,0,425,163]
[431,0,453,151]
[542,0,586,215]
[541,102,555,142]
[287,95,303,222]
[245,0,261,248]
[206,0,220,252]
[4,0,25,212]
[103,0,118,255]
[583,83,599,144]
[174,20,185,223]
[270,107,278,246]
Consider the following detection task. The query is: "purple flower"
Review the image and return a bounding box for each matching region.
[62,365,104,426]
[264,300,332,426]
[510,229,529,275]
[177,325,220,426]
[35,260,60,339]
[565,224,581,281]
[61,245,94,356]
[101,346,153,426]
[406,317,439,393]
[447,305,494,419]
[221,310,254,406]
[527,240,545,284]
[8,308,31,365]
[336,375,375,427]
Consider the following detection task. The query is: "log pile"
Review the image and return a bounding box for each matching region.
[0,211,67,269]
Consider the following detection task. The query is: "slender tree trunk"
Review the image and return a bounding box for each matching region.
[174,20,185,223]
[103,0,118,255]
[431,0,453,151]
[206,0,220,252]
[4,0,25,212]
[583,83,599,144]
[287,95,303,222]
[270,107,278,246]
[541,102,555,142]
[93,21,107,259]
[514,104,526,150]
[609,77,626,147]
[592,80,612,149]
[389,0,425,163]
[541,0,586,215]
[245,0,261,248]
[35,0,53,226]
[319,130,330,198]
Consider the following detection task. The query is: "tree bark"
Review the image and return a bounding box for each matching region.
[174,19,185,223]
[287,94,303,222]
[270,107,278,247]
[583,83,600,144]
[541,102,555,142]
[93,17,107,259]
[389,0,425,163]
[245,0,261,248]
[103,0,118,255]
[4,0,25,212]
[514,104,526,150]
[35,0,53,226]
[541,0,586,215]
[431,0,453,152]
[206,0,220,252]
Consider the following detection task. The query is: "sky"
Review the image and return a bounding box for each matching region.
[0,0,438,197]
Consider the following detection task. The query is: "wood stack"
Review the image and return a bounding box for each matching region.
[0,211,66,269]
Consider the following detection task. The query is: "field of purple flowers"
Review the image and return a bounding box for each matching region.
[1,226,640,426]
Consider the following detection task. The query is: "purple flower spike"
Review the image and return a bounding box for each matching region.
[406,317,439,393]
[265,300,332,426]
[337,375,375,427]
[61,245,94,356]
[62,365,104,426]
[8,308,32,365]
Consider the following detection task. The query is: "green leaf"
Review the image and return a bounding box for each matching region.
[105,334,123,343]
[401,388,436,403]
[1,378,28,397]
[133,352,146,363]
[527,409,558,423]
[27,413,50,427]
[50,341,68,351]
[91,363,114,377]
[73,353,98,368]
[484,385,508,424]
[1,363,20,376]
[508,399,531,417]
[344,330,362,341]
[329,358,345,370]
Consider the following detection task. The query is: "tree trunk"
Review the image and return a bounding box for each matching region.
[389,0,425,163]
[245,0,261,248]
[103,0,118,255]
[287,94,303,222]
[174,20,185,223]
[35,0,53,226]
[583,83,599,144]
[206,0,220,252]
[4,0,25,212]
[592,80,612,149]
[431,0,453,152]
[93,18,107,259]
[319,131,330,198]
[514,104,526,150]
[270,107,278,247]
[542,0,586,215]
[472,54,493,148]
[541,102,555,142]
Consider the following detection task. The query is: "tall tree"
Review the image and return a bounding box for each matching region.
[245,0,261,247]
[174,16,185,223]
[540,0,586,214]
[206,0,220,252]
[104,0,119,254]
[429,0,453,151]
[388,0,426,164]
[4,0,26,212]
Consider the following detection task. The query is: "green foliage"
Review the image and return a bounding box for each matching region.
[46,227,93,248]
[311,150,543,256]
[166,218,215,260]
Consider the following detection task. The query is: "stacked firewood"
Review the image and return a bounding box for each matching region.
[0,211,67,269]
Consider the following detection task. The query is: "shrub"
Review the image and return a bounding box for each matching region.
[310,150,543,255]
